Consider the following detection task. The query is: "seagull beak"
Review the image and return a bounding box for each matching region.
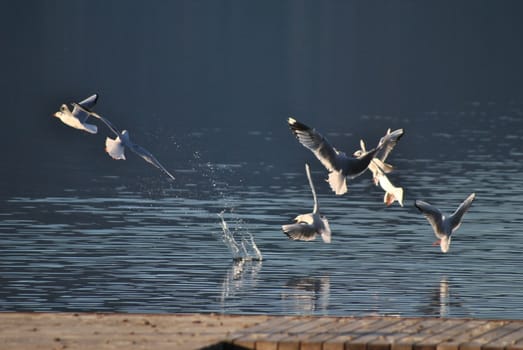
[432,240,441,247]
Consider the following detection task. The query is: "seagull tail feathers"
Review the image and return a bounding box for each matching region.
[320,217,331,243]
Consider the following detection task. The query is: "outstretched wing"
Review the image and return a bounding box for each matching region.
[449,193,476,233]
[376,128,404,162]
[288,117,340,172]
[71,94,98,122]
[128,143,175,180]
[78,94,98,109]
[282,222,317,241]
[415,200,445,238]
[88,112,121,137]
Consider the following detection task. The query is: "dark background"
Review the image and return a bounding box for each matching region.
[2,0,523,195]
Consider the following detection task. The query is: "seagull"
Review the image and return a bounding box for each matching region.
[288,117,383,195]
[415,193,476,253]
[73,105,175,180]
[53,94,99,134]
[354,129,404,206]
[282,163,331,243]
[372,128,404,180]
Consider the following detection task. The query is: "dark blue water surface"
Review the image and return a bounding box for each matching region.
[2,105,523,318]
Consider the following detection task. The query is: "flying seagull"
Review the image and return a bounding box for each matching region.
[73,105,175,180]
[282,163,331,243]
[415,193,476,253]
[288,117,382,195]
[354,128,405,206]
[53,94,99,134]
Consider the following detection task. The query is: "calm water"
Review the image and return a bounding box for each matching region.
[2,106,523,319]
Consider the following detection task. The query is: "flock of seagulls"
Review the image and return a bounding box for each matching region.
[284,117,475,253]
[53,94,175,180]
[53,94,475,254]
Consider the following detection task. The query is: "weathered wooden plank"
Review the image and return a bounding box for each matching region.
[285,317,337,335]
[230,316,297,334]
[459,322,523,350]
[367,318,430,350]
[412,319,469,350]
[229,317,303,344]
[391,318,448,350]
[272,319,342,350]
[255,340,279,350]
[483,323,523,350]
[345,318,407,350]
[277,341,301,350]
[435,320,508,350]
[323,318,399,350]
[4,313,523,350]
[412,319,486,350]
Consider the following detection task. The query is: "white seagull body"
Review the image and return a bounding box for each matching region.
[415,193,476,253]
[53,94,99,134]
[355,128,405,206]
[288,117,382,195]
[73,105,175,181]
[282,163,331,243]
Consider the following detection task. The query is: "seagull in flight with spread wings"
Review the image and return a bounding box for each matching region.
[288,117,383,195]
[415,193,476,253]
[53,94,99,134]
[72,104,175,180]
[354,128,405,206]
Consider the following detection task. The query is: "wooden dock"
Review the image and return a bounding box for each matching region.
[2,313,523,350]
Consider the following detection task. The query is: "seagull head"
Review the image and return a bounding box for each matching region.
[53,104,70,119]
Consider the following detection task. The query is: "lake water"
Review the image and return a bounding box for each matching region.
[2,104,523,319]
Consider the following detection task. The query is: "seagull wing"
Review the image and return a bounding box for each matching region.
[281,222,317,241]
[88,112,121,137]
[449,193,476,233]
[288,117,340,172]
[415,200,445,238]
[376,128,404,162]
[304,163,319,213]
[128,143,175,180]
[71,94,98,122]
[77,94,98,109]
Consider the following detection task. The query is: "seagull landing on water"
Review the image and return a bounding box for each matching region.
[282,163,331,243]
[73,105,175,181]
[53,94,99,134]
[288,117,384,195]
[415,193,476,253]
[354,128,405,206]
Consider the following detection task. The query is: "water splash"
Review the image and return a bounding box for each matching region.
[217,210,262,261]
[220,258,262,302]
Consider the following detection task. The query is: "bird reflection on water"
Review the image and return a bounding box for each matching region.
[281,276,330,314]
[418,276,467,318]
[220,259,262,303]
